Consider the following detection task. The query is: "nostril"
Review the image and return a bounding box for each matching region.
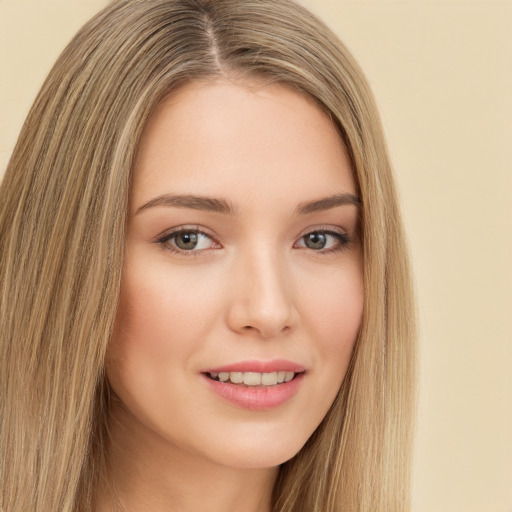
[241,324,291,338]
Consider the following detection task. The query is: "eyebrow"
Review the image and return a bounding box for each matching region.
[136,194,237,215]
[136,192,361,216]
[296,193,361,214]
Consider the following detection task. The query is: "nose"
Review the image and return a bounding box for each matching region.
[226,248,297,338]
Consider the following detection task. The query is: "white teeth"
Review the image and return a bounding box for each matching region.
[243,372,261,385]
[208,371,297,386]
[261,372,278,385]
[230,372,243,384]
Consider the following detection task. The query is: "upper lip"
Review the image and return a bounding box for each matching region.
[203,359,306,374]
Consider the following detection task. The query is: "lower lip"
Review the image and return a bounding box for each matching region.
[202,373,305,410]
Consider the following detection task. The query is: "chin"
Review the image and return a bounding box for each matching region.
[194,423,312,470]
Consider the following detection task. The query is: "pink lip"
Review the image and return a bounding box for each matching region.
[204,359,306,374]
[201,360,306,411]
[202,373,305,410]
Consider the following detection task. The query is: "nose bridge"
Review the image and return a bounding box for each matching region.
[228,243,295,337]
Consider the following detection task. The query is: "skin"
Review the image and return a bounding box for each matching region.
[100,79,364,512]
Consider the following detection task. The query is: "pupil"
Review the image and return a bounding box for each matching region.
[305,232,327,249]
[176,232,198,250]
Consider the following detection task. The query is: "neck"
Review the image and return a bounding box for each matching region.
[95,404,278,512]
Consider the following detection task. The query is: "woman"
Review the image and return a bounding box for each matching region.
[0,1,417,511]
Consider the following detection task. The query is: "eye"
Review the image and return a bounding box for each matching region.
[158,228,219,254]
[295,230,350,253]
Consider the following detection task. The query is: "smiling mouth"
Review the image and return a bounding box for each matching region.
[206,371,301,386]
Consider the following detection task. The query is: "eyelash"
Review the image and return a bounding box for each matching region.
[156,226,352,256]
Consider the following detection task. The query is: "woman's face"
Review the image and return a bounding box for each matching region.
[107,80,363,469]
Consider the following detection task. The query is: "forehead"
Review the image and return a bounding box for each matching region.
[131,79,355,213]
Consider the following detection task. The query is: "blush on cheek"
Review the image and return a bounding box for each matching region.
[308,276,363,329]
[111,259,219,371]
[315,298,363,380]
[109,279,165,363]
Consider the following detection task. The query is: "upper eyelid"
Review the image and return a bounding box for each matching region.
[296,224,349,238]
[157,225,217,242]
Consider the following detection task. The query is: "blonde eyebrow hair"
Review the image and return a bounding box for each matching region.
[296,193,361,214]
[136,193,238,215]
[136,192,361,216]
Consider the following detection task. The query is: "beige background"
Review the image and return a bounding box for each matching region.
[1,1,511,511]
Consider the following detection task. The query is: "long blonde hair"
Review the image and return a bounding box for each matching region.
[0,1,417,510]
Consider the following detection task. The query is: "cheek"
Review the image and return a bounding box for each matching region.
[114,254,217,337]
[299,258,364,388]
[304,254,363,333]
[106,257,221,390]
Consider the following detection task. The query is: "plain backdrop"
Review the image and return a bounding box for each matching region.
[1,1,511,511]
